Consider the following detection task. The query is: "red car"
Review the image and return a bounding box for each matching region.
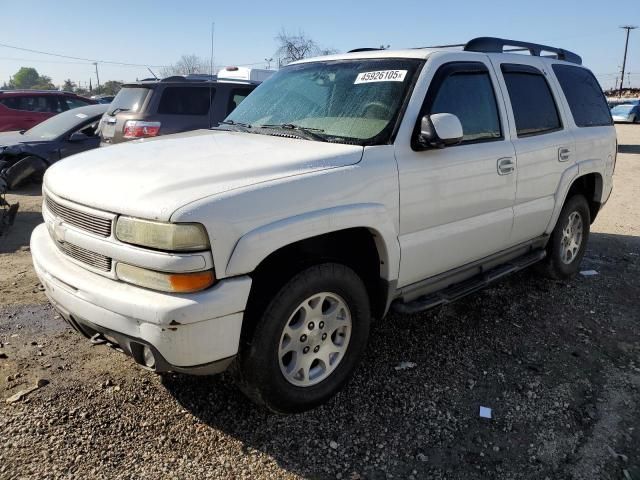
[0,90,96,132]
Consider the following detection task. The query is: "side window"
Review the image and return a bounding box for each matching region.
[427,64,502,143]
[226,88,253,115]
[157,87,214,115]
[47,96,65,113]
[501,64,562,137]
[64,97,90,110]
[0,96,43,112]
[552,64,612,127]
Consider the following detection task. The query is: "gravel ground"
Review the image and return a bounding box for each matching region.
[1,125,639,480]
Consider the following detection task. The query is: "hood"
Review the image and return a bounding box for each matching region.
[44,129,363,220]
[0,131,32,147]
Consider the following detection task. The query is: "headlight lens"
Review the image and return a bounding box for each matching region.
[115,217,209,251]
[116,263,215,293]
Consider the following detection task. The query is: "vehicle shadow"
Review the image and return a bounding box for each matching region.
[162,231,639,479]
[0,210,42,253]
[618,144,640,154]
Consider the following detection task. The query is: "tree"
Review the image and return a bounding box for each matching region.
[160,55,208,77]
[274,29,337,66]
[99,80,123,96]
[62,79,76,92]
[11,67,40,89]
[9,67,54,90]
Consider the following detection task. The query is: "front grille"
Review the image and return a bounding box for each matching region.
[45,196,112,237]
[55,239,112,272]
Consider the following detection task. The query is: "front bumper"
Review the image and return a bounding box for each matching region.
[31,223,252,374]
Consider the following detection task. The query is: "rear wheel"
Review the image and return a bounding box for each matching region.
[538,194,590,280]
[233,263,371,413]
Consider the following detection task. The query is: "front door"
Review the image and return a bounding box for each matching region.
[395,56,516,288]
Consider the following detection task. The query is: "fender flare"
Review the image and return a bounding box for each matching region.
[544,160,603,234]
[225,203,400,281]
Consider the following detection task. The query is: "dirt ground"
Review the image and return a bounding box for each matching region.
[0,125,639,480]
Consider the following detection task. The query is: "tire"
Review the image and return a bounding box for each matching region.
[4,156,47,190]
[233,263,371,413]
[538,194,590,280]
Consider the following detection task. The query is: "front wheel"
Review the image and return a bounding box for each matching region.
[233,263,371,413]
[538,194,591,280]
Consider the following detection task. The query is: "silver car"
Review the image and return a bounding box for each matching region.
[611,103,640,123]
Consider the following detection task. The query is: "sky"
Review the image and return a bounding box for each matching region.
[0,0,638,91]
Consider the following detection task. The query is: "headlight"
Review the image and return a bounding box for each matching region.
[116,263,215,293]
[115,216,209,251]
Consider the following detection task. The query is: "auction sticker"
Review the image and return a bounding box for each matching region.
[354,70,407,84]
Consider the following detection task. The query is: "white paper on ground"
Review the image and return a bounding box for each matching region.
[479,406,492,419]
[580,270,599,276]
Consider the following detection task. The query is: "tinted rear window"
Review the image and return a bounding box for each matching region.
[552,65,612,127]
[109,87,150,113]
[157,87,213,115]
[501,65,561,136]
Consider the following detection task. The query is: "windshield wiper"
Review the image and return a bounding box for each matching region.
[107,107,130,116]
[218,120,252,129]
[258,123,327,141]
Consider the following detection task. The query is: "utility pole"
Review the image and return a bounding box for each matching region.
[265,57,273,69]
[93,62,100,93]
[619,25,637,97]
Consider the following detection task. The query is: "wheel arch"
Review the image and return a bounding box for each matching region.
[546,166,604,234]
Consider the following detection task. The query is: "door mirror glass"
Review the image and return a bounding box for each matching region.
[418,113,463,149]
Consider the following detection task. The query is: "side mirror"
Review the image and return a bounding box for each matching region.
[417,113,463,149]
[69,132,88,142]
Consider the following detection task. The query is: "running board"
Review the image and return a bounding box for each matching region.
[392,249,546,314]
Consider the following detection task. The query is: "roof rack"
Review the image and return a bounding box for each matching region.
[464,37,582,65]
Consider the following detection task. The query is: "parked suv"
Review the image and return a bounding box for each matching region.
[0,90,95,132]
[99,72,266,144]
[31,37,616,413]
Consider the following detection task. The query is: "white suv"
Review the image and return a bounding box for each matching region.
[31,37,616,413]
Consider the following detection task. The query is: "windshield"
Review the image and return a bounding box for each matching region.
[225,58,424,144]
[107,87,150,114]
[25,108,95,140]
[611,105,634,115]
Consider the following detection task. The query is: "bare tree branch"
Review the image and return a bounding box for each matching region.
[275,29,337,66]
[160,54,208,77]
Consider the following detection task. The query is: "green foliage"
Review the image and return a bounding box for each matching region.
[9,67,54,90]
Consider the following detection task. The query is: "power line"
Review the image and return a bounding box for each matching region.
[0,41,170,68]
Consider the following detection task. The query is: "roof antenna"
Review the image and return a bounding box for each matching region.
[147,67,159,80]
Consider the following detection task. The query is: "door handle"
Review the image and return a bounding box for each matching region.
[497,157,515,175]
[558,147,571,162]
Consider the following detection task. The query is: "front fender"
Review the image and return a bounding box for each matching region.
[225,203,400,281]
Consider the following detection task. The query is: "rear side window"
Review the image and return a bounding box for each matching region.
[501,64,561,137]
[227,88,253,115]
[0,95,54,112]
[552,65,612,127]
[157,87,213,115]
[64,97,90,110]
[428,65,502,143]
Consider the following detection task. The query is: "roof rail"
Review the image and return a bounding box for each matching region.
[347,47,384,53]
[464,37,582,65]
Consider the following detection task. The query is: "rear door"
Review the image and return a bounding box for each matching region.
[489,56,574,244]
